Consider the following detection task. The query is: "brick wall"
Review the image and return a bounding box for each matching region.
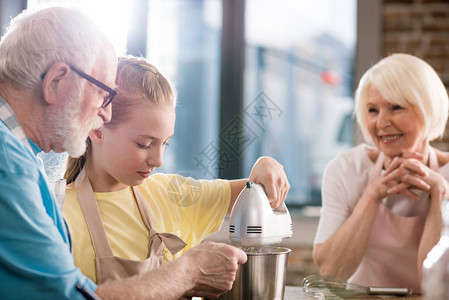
[382,0,449,149]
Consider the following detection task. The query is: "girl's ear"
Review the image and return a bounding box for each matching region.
[89,127,104,144]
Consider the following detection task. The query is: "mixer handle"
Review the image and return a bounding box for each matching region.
[273,202,288,213]
[246,181,288,212]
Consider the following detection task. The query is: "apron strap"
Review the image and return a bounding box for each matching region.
[75,169,186,258]
[132,186,186,255]
[150,233,187,256]
[75,169,114,257]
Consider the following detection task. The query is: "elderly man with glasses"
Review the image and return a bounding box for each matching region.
[0,5,245,300]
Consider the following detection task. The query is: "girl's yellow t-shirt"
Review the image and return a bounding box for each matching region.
[63,173,231,283]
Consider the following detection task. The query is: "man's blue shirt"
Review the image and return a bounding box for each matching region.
[0,120,97,299]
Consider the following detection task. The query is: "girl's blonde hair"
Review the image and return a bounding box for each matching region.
[355,53,448,143]
[64,56,176,184]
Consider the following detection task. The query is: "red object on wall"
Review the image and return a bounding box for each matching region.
[321,70,341,86]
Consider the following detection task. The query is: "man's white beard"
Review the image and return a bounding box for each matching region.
[49,83,104,157]
[63,111,103,157]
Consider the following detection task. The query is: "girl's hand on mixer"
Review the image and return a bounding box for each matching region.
[248,156,290,208]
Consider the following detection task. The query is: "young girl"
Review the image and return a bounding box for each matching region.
[63,56,289,284]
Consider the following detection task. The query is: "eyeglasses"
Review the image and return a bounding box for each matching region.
[40,65,118,108]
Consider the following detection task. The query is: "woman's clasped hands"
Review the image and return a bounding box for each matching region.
[380,151,446,200]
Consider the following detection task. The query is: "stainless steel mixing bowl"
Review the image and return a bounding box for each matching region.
[218,246,291,300]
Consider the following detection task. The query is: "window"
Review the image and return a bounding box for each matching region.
[151,1,356,207]
[243,0,357,205]
[28,0,130,55]
[146,0,223,180]
[28,0,357,207]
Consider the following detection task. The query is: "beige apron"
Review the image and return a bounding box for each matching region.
[74,169,187,284]
[349,148,438,293]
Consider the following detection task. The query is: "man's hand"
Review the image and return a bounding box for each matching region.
[181,242,247,299]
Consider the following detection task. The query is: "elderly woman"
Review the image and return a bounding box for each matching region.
[313,53,449,293]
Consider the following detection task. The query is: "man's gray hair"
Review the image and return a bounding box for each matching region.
[0,6,112,88]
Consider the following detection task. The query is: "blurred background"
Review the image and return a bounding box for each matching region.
[2,0,449,286]
[19,0,357,207]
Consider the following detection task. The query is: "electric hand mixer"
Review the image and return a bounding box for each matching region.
[229,181,292,246]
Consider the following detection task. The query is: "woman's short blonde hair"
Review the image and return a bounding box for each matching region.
[355,53,448,142]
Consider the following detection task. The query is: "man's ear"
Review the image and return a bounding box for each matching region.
[41,62,71,105]
[89,127,104,144]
